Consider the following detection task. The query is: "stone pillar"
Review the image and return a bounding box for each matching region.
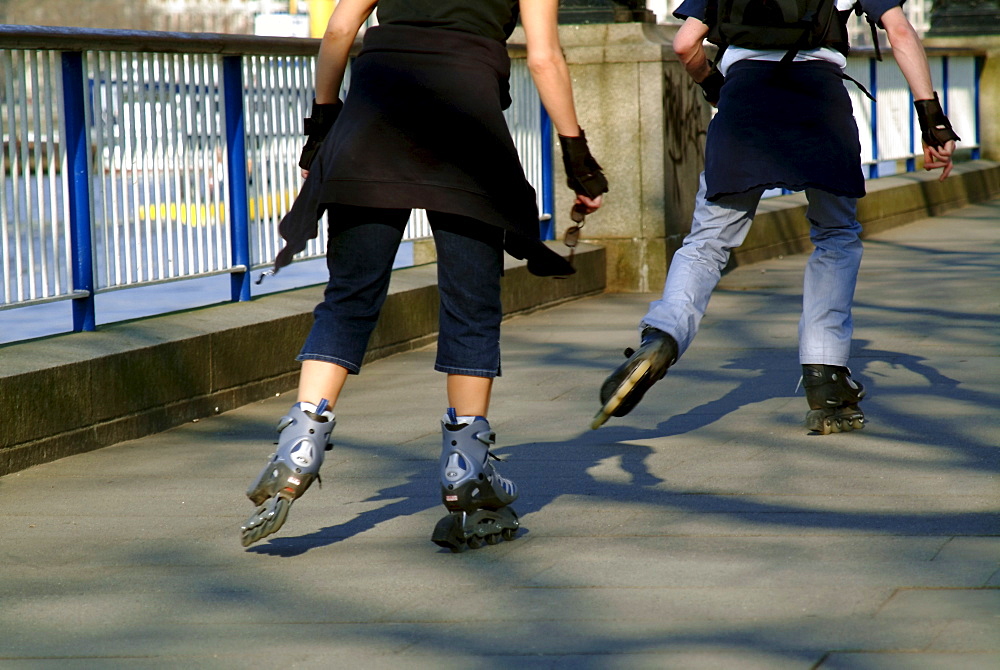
[549,22,711,292]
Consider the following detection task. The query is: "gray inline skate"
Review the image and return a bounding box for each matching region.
[240,399,335,547]
[431,409,519,552]
[802,364,866,434]
[592,326,678,429]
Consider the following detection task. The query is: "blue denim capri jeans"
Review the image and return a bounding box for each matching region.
[298,204,504,378]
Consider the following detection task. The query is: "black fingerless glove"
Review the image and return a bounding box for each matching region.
[558,129,609,199]
[298,99,343,170]
[698,62,725,106]
[914,92,960,149]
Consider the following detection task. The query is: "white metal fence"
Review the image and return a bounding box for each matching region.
[1,49,72,306]
[88,51,232,289]
[243,53,320,266]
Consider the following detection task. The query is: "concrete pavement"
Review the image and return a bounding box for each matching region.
[1,198,998,668]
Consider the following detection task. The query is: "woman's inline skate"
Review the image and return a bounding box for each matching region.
[240,399,335,546]
[431,408,519,552]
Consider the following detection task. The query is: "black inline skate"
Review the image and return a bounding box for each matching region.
[431,409,519,552]
[592,326,678,429]
[802,364,866,434]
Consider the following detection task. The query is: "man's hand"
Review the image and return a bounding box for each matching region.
[914,93,959,180]
[923,140,956,181]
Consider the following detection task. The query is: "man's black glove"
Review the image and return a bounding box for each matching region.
[914,92,960,149]
[558,129,609,199]
[698,62,725,106]
[298,99,343,171]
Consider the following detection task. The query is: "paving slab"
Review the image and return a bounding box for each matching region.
[0,199,998,668]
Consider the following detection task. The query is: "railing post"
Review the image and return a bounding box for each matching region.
[942,55,950,114]
[539,103,554,241]
[907,86,917,172]
[223,55,251,302]
[973,55,983,160]
[61,51,96,332]
[868,57,879,179]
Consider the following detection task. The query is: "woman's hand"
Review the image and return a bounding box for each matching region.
[575,193,603,214]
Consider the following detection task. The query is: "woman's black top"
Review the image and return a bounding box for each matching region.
[377,0,520,44]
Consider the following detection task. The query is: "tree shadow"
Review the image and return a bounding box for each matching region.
[246,331,999,558]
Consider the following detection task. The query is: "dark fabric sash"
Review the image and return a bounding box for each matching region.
[705,59,866,201]
[274,24,573,277]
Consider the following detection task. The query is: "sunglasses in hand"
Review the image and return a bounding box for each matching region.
[563,203,589,267]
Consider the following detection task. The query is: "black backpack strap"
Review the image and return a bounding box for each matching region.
[867,16,883,61]
[840,72,876,101]
[853,3,882,61]
[778,47,801,67]
[778,0,828,67]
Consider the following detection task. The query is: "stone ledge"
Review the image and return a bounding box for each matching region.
[3,161,996,475]
[730,160,1000,268]
[0,242,605,476]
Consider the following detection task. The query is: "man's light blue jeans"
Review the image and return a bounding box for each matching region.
[642,173,863,367]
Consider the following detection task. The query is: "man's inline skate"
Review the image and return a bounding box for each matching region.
[240,399,335,547]
[802,364,866,434]
[592,326,678,429]
[431,409,519,552]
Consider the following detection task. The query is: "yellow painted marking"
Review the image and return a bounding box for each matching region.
[135,191,297,224]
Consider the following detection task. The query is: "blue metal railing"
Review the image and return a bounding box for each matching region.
[0,26,551,339]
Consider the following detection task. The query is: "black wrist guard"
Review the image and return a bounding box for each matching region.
[298,99,343,170]
[698,63,725,105]
[558,129,608,199]
[914,93,960,149]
